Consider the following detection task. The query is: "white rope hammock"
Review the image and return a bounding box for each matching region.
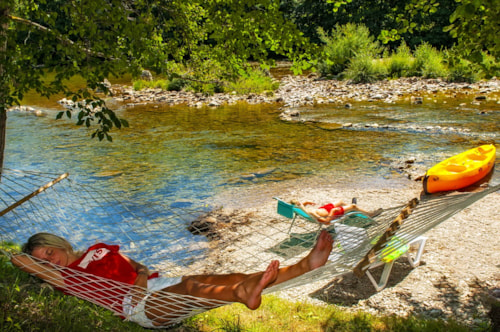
[1,168,498,327]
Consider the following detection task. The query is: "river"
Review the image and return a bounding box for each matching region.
[7,91,499,202]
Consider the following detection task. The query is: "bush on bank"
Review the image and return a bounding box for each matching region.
[132,23,499,94]
[317,24,499,84]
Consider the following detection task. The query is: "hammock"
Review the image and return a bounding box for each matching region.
[0,168,498,327]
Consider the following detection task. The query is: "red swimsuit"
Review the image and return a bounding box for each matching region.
[319,203,345,216]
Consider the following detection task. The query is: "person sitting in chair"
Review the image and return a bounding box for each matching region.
[291,199,382,224]
[11,230,334,328]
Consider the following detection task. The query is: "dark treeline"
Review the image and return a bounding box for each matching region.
[280,0,458,50]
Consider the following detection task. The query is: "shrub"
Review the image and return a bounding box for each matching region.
[480,52,500,78]
[387,42,415,78]
[317,24,384,77]
[343,53,388,83]
[447,58,482,83]
[167,78,187,91]
[413,43,448,78]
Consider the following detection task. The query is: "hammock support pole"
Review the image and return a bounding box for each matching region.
[353,198,419,277]
[0,172,69,218]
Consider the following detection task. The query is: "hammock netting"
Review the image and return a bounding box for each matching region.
[0,168,498,327]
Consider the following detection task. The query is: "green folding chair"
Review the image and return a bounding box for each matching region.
[274,197,322,234]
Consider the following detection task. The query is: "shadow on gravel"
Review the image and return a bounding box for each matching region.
[310,260,416,306]
[310,261,497,329]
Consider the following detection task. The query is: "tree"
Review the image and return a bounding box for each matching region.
[0,0,312,170]
[0,0,148,169]
[446,0,500,60]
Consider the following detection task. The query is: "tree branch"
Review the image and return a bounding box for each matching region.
[7,14,112,60]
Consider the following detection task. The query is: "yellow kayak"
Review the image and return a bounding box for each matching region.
[423,144,496,194]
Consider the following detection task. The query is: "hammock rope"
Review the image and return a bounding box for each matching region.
[1,168,498,327]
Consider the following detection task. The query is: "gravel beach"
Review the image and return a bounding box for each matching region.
[209,171,500,329]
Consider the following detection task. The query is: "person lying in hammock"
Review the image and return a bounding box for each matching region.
[291,199,383,224]
[11,230,334,328]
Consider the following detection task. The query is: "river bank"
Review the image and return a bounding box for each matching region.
[108,75,500,110]
[10,75,500,121]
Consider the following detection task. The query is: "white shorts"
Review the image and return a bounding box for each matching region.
[122,276,182,328]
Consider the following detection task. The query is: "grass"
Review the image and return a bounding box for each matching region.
[1,246,488,332]
[133,79,172,91]
[132,67,279,96]
[225,70,279,95]
[185,295,484,332]
[343,54,388,83]
[386,42,415,78]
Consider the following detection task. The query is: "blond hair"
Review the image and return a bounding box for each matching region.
[22,233,75,255]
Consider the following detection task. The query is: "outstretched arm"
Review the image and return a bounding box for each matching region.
[120,254,149,288]
[11,254,65,288]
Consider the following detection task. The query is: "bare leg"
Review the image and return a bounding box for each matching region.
[145,260,280,325]
[144,230,334,325]
[182,273,248,285]
[269,229,333,285]
[183,230,333,287]
[343,204,382,217]
[332,200,345,207]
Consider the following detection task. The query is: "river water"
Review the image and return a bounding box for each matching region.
[8,91,499,200]
[4,86,499,261]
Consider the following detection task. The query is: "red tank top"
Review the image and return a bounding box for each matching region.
[60,243,138,313]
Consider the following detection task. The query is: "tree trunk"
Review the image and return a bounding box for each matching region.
[0,2,11,172]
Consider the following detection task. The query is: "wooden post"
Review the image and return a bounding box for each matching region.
[0,173,69,217]
[353,198,419,277]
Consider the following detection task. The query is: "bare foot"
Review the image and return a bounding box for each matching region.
[306,230,334,270]
[237,260,280,310]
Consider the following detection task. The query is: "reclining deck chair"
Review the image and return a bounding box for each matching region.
[337,223,427,291]
[351,198,428,291]
[273,197,368,233]
[274,197,427,291]
[274,197,323,234]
